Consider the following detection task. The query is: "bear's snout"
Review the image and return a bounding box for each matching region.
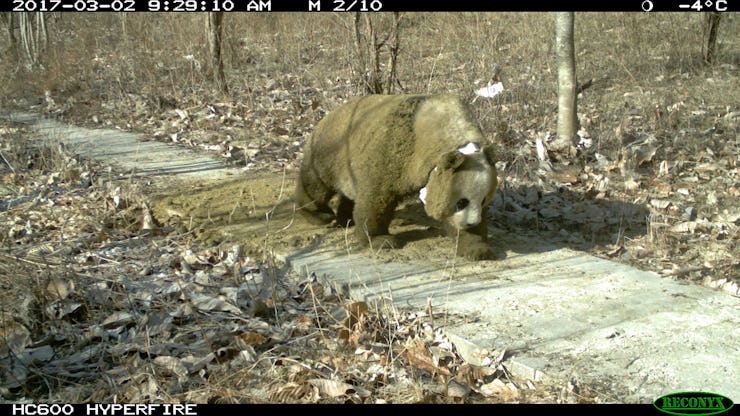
[451,208,482,230]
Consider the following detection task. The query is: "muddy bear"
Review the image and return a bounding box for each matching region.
[295,94,498,260]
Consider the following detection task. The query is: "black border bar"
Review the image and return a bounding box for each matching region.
[1,404,663,416]
[4,0,738,12]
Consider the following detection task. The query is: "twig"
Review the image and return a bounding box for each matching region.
[0,252,62,267]
[661,265,707,277]
[575,78,594,95]
[546,75,609,115]
[0,149,16,174]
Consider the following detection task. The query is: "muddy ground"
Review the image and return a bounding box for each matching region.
[151,175,507,266]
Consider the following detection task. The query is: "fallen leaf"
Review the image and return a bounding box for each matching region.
[446,379,471,400]
[45,300,84,320]
[180,353,215,374]
[235,331,267,347]
[479,378,507,397]
[153,355,188,383]
[270,381,317,403]
[624,178,640,191]
[0,345,54,389]
[308,378,371,398]
[344,301,369,329]
[0,314,31,355]
[669,221,697,234]
[402,338,451,376]
[190,294,242,314]
[102,311,135,329]
[650,199,671,210]
[45,278,74,301]
[447,332,489,367]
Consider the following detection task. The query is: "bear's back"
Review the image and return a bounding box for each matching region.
[307,94,485,198]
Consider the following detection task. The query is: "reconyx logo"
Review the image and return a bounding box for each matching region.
[654,392,734,416]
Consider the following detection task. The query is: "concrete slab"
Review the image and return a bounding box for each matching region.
[286,241,739,403]
[5,111,240,182]
[4,111,737,403]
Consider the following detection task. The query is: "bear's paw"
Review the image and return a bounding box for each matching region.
[461,242,495,261]
[366,234,399,251]
[298,210,336,226]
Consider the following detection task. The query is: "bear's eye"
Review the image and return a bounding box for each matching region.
[455,198,470,211]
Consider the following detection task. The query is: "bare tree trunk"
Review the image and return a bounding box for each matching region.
[364,13,382,94]
[385,12,402,94]
[19,13,35,66]
[1,13,17,61]
[120,14,127,38]
[354,13,366,89]
[703,12,722,64]
[206,12,227,94]
[19,14,29,66]
[554,12,577,154]
[35,12,48,59]
[19,12,47,67]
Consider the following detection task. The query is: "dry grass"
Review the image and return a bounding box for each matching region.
[4,13,736,168]
[4,14,737,165]
[3,13,735,99]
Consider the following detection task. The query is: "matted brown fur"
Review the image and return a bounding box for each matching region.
[295,94,498,260]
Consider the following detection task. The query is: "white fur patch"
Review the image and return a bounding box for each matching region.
[419,187,428,204]
[450,167,494,229]
[458,142,480,155]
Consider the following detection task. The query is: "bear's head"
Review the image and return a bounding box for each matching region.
[419,143,497,230]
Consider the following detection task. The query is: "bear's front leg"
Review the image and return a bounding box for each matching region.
[352,197,399,250]
[447,208,494,260]
[295,167,337,225]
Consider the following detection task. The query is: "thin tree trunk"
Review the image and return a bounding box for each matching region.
[19,13,37,66]
[207,12,227,94]
[35,12,47,57]
[354,12,366,91]
[385,12,401,94]
[365,14,382,94]
[703,12,722,64]
[120,14,127,38]
[555,12,577,153]
[1,13,17,60]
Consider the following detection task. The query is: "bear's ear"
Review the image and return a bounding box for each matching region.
[438,150,465,171]
[482,144,496,166]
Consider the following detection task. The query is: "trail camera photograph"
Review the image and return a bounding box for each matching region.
[0,10,737,405]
